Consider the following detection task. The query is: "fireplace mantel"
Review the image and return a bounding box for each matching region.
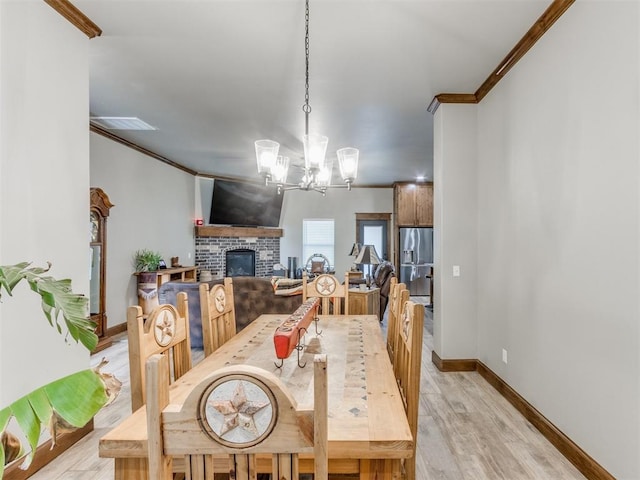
[195,225,283,238]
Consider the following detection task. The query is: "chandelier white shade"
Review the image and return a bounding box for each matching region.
[255,139,279,176]
[255,0,358,195]
[271,155,290,184]
[337,147,359,183]
[303,133,329,171]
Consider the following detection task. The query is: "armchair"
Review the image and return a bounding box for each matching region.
[374,261,396,320]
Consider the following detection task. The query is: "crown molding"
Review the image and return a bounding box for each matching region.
[428,0,575,113]
[44,0,102,39]
[474,0,575,102]
[90,124,199,176]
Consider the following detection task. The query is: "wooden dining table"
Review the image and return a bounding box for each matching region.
[99,313,413,479]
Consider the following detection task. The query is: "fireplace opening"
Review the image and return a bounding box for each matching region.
[226,249,256,277]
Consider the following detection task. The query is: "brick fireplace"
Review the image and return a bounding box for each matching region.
[194,226,282,278]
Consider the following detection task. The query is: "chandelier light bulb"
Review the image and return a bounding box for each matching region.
[316,159,333,187]
[271,155,290,184]
[337,147,359,182]
[317,169,330,182]
[262,152,275,168]
[255,139,280,175]
[303,134,329,171]
[310,148,323,165]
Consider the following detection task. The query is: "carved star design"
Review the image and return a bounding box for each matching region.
[154,311,175,346]
[209,380,269,437]
[402,306,411,341]
[316,276,336,295]
[214,287,226,313]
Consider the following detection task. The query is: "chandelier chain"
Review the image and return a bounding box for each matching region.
[303,0,311,135]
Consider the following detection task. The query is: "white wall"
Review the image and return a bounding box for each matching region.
[196,176,213,224]
[90,133,196,329]
[0,2,90,404]
[435,2,639,478]
[280,188,393,276]
[433,105,478,359]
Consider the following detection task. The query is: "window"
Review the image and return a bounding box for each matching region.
[362,224,384,260]
[303,219,335,268]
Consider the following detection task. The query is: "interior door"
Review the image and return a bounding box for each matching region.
[356,219,389,261]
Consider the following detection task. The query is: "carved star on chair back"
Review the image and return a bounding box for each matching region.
[302,271,350,315]
[145,353,329,480]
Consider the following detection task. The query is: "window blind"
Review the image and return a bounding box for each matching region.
[303,219,335,267]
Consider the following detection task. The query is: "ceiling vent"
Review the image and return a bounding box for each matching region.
[90,116,157,130]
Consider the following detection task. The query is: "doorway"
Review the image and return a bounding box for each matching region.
[355,213,391,261]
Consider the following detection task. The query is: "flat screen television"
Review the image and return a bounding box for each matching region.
[209,179,283,227]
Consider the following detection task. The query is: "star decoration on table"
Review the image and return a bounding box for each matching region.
[153,310,175,346]
[316,275,337,296]
[208,380,270,438]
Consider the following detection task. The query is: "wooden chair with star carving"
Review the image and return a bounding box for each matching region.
[199,278,237,357]
[302,271,350,315]
[145,353,329,480]
[386,279,409,366]
[127,291,192,412]
[393,300,424,480]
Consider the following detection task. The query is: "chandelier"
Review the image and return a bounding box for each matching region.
[255,0,358,195]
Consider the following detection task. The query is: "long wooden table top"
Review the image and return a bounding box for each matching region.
[99,314,412,461]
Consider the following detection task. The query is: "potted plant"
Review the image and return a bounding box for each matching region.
[0,262,121,475]
[133,249,163,314]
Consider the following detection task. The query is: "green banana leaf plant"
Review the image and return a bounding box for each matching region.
[0,262,122,476]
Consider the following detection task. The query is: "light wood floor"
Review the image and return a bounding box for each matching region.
[28,298,585,480]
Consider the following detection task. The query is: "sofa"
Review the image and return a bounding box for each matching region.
[159,276,303,349]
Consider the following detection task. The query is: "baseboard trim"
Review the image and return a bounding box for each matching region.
[3,420,94,480]
[431,350,476,371]
[431,354,614,480]
[105,322,127,338]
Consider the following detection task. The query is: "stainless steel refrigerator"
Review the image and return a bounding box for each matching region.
[399,227,433,296]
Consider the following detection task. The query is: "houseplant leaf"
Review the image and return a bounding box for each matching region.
[0,263,98,351]
[133,249,163,272]
[0,262,45,297]
[0,262,121,476]
[0,367,115,476]
[44,369,108,427]
[7,397,40,470]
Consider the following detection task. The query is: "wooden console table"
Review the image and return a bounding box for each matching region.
[349,287,380,317]
[155,266,197,286]
[133,266,198,288]
[133,267,197,313]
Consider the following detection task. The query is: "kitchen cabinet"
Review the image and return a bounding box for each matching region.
[394,182,433,226]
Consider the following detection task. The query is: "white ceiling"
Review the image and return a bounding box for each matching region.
[76,0,551,186]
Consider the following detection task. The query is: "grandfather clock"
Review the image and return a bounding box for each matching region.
[90,187,114,353]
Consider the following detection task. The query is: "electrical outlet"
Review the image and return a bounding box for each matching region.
[188,252,192,259]
[502,349,508,364]
[453,265,460,277]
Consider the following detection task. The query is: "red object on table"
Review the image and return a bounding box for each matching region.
[273,298,319,359]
